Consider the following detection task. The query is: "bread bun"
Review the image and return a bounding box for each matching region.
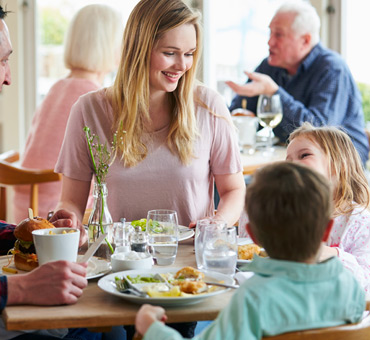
[14,253,39,272]
[13,216,55,271]
[14,216,54,242]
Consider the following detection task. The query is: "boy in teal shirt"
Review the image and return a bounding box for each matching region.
[135,162,365,340]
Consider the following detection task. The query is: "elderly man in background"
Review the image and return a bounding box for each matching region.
[227,0,369,164]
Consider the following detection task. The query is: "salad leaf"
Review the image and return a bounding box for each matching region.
[131,218,161,232]
[127,275,161,284]
[131,219,147,231]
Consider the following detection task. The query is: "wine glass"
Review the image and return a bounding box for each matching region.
[146,209,178,265]
[256,94,283,155]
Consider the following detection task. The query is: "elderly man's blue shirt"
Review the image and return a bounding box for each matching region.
[230,43,369,163]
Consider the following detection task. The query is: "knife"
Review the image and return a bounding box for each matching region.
[204,281,239,289]
[78,233,107,263]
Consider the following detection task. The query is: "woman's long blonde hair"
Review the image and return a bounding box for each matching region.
[109,0,202,167]
[289,122,370,216]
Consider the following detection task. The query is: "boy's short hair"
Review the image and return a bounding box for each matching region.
[245,162,332,262]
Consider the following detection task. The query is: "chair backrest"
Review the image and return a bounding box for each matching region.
[0,150,62,220]
[263,313,370,340]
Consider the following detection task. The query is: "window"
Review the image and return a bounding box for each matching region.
[203,0,287,105]
[36,0,140,105]
[341,0,370,123]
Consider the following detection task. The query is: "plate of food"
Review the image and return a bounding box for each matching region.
[78,255,111,280]
[237,239,267,264]
[129,219,194,242]
[98,266,234,306]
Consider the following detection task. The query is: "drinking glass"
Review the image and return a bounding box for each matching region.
[112,222,133,253]
[195,218,227,270]
[231,115,259,155]
[203,225,237,276]
[146,209,178,265]
[256,94,283,155]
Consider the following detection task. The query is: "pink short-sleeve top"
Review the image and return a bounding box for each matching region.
[55,85,242,226]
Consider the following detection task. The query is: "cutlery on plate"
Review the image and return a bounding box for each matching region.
[78,233,107,264]
[111,281,148,297]
[121,276,149,297]
[204,281,239,289]
[153,273,173,290]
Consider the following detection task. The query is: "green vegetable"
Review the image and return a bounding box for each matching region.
[127,275,161,284]
[131,219,147,231]
[131,218,162,232]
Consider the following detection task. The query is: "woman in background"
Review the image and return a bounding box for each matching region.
[12,4,123,222]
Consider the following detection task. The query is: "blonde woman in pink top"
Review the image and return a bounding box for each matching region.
[51,0,245,241]
[13,4,123,222]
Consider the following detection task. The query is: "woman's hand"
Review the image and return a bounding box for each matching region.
[49,209,87,247]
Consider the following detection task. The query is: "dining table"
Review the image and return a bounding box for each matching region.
[241,145,287,175]
[1,238,235,332]
[2,238,370,333]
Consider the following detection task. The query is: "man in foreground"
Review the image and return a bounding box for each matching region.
[0,6,89,340]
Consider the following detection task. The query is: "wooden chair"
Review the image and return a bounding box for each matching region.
[262,313,370,340]
[0,150,62,220]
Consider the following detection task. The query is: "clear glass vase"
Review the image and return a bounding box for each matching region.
[87,181,114,261]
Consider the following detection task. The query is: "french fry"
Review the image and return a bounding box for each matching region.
[2,266,18,274]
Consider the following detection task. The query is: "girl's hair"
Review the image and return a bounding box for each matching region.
[64,4,123,73]
[289,122,370,216]
[276,0,321,46]
[110,0,202,167]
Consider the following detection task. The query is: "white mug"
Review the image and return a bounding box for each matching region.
[232,116,259,154]
[32,228,80,265]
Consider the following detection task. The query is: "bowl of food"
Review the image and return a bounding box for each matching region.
[32,227,80,266]
[111,251,153,272]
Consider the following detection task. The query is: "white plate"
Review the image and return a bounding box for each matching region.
[78,256,111,280]
[127,223,194,242]
[237,237,254,246]
[98,267,234,307]
[178,225,194,241]
[237,239,266,265]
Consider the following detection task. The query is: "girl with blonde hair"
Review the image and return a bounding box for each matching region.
[53,0,244,235]
[286,122,370,292]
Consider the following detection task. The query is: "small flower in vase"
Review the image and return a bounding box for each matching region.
[84,126,125,256]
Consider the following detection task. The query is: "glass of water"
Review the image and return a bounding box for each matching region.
[195,218,227,270]
[146,209,178,266]
[203,225,237,276]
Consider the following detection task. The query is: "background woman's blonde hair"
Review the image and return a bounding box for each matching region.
[289,122,370,216]
[110,0,202,167]
[64,4,123,73]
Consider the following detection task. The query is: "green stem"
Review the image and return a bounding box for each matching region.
[100,190,114,254]
[85,127,114,254]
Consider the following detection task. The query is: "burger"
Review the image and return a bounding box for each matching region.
[13,216,55,271]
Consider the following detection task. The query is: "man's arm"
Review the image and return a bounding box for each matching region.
[3,261,87,309]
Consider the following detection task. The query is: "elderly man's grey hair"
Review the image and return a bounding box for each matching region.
[276,1,321,46]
